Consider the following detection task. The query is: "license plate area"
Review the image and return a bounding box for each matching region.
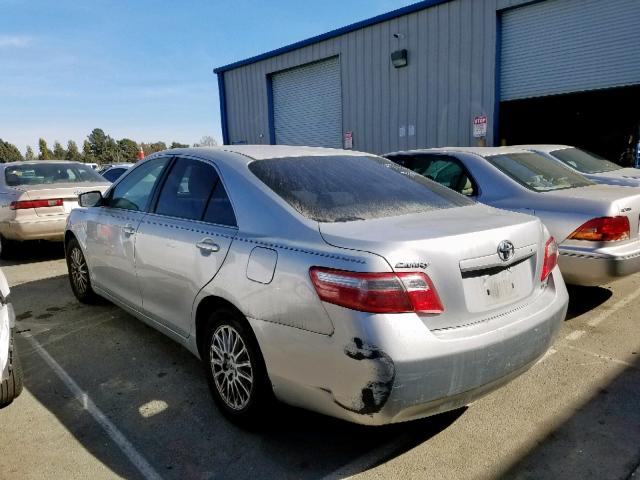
[461,258,534,313]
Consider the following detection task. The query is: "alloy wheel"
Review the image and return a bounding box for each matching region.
[70,247,88,295]
[210,325,254,411]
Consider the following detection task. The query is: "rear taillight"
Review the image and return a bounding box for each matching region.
[10,198,63,210]
[309,267,443,314]
[568,216,630,242]
[541,237,558,282]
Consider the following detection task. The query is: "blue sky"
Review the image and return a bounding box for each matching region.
[0,0,415,154]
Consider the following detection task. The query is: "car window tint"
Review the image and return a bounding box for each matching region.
[102,168,126,182]
[402,155,477,196]
[550,148,621,174]
[249,155,473,223]
[202,181,237,227]
[108,158,169,211]
[155,158,218,221]
[486,152,593,192]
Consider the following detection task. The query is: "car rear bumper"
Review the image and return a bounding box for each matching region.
[252,268,568,425]
[0,217,67,241]
[558,240,640,286]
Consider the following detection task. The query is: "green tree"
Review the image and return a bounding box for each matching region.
[0,139,23,162]
[87,128,109,160]
[118,138,139,162]
[66,140,82,161]
[82,140,95,163]
[52,141,66,159]
[25,145,35,161]
[140,141,167,155]
[170,142,189,149]
[38,138,52,160]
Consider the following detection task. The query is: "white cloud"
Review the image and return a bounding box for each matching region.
[0,35,33,48]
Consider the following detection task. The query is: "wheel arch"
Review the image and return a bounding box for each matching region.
[194,295,250,359]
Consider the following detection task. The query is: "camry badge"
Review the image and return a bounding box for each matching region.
[497,240,515,262]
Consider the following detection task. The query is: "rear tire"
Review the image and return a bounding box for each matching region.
[0,236,15,260]
[0,330,23,408]
[203,308,274,428]
[66,237,99,304]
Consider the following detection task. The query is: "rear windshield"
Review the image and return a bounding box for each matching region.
[486,152,593,192]
[4,163,106,186]
[248,155,474,223]
[550,148,621,174]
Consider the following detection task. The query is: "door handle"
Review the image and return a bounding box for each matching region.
[196,238,220,253]
[122,225,136,236]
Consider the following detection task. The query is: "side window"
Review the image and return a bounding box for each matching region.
[203,181,237,227]
[408,155,477,197]
[155,158,219,221]
[107,158,169,211]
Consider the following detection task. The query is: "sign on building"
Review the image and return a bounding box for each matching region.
[473,115,488,138]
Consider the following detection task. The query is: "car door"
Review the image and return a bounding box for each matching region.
[86,156,171,308]
[134,156,237,337]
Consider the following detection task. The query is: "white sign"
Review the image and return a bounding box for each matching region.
[473,115,488,138]
[344,131,353,149]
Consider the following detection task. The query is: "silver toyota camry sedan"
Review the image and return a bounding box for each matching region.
[517,145,640,187]
[386,147,640,286]
[65,146,568,426]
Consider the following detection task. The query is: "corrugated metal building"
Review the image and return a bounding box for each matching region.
[214,0,640,160]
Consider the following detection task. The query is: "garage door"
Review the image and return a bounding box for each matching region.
[272,57,342,148]
[500,0,640,101]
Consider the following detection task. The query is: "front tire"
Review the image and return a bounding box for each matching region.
[203,308,273,427]
[0,330,23,408]
[66,237,98,304]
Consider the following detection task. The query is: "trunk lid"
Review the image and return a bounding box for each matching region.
[10,183,110,217]
[319,204,547,331]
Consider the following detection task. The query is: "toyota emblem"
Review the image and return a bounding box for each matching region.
[497,240,515,262]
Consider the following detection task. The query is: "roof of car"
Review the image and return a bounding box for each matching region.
[159,145,373,163]
[0,160,89,167]
[513,145,572,153]
[385,146,532,157]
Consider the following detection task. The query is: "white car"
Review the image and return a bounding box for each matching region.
[0,268,21,408]
[0,161,110,257]
[517,145,640,187]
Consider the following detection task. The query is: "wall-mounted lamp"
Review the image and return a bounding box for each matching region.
[391,49,408,68]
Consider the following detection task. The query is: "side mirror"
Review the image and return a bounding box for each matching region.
[79,191,103,207]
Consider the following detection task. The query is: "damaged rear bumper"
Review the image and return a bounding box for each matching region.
[250,269,568,426]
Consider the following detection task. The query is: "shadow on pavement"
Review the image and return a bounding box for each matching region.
[498,355,640,479]
[565,285,613,321]
[10,274,465,479]
[0,240,65,266]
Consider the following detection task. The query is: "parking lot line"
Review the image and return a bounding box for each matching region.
[23,333,163,480]
[588,288,640,328]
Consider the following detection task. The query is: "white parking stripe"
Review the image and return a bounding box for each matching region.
[23,333,163,480]
[588,288,640,328]
[565,330,586,341]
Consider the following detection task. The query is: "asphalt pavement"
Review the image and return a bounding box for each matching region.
[0,242,638,480]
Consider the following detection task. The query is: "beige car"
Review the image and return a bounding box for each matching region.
[0,161,110,257]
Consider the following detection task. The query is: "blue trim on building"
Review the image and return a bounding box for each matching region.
[213,0,452,74]
[217,72,230,145]
[266,74,276,144]
[493,11,503,145]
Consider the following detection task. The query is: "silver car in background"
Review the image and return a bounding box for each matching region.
[65,146,567,426]
[386,147,640,286]
[517,145,640,187]
[98,163,133,183]
[0,161,110,257]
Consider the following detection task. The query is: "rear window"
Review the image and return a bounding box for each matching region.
[248,155,474,223]
[5,163,106,186]
[550,148,621,174]
[486,152,593,192]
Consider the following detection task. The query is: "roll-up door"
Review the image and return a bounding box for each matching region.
[500,0,640,101]
[272,56,342,148]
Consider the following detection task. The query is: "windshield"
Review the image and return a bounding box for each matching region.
[550,148,621,174]
[5,163,107,186]
[249,155,474,223]
[486,152,593,192]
